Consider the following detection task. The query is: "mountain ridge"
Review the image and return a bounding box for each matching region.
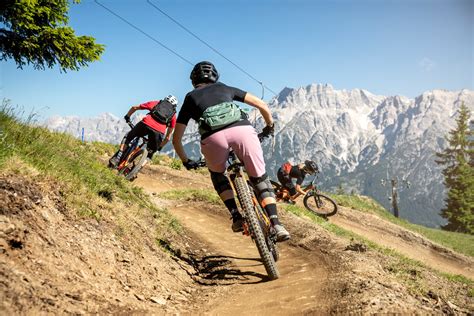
[43,85,474,227]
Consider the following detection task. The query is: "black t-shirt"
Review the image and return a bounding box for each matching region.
[177,82,251,138]
[288,166,306,185]
[277,165,307,185]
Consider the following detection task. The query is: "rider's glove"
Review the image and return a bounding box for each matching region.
[183,159,199,170]
[258,122,275,139]
[124,115,131,123]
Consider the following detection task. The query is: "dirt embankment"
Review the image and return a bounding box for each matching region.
[0,174,211,314]
[1,165,473,314]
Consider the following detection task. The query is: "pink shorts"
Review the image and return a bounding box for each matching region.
[200,125,266,177]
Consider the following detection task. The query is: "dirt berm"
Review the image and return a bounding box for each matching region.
[1,165,473,314]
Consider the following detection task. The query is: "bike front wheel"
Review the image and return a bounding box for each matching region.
[303,192,338,217]
[119,148,148,181]
[235,177,279,280]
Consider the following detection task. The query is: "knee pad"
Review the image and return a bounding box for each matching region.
[249,173,275,200]
[210,171,232,194]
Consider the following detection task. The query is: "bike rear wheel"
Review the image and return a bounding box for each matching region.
[252,191,279,262]
[235,177,279,280]
[119,148,148,181]
[303,192,338,217]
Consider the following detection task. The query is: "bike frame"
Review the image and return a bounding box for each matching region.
[117,122,148,172]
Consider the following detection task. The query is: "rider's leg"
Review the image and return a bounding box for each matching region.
[248,174,279,223]
[210,171,243,232]
[277,171,295,201]
[142,129,164,168]
[225,126,290,241]
[249,174,290,241]
[110,123,145,166]
[200,133,243,232]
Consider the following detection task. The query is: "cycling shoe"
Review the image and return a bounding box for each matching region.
[273,224,291,242]
[232,218,244,232]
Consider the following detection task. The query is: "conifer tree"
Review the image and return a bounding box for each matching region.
[435,103,474,234]
[0,0,104,71]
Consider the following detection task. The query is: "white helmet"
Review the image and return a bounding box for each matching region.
[164,94,178,106]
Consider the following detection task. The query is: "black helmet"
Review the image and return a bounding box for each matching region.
[303,160,318,174]
[190,61,219,86]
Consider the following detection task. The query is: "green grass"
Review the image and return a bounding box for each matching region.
[0,101,179,238]
[169,158,183,170]
[283,204,360,240]
[333,194,474,257]
[159,188,221,205]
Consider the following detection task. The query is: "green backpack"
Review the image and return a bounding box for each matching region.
[198,102,244,135]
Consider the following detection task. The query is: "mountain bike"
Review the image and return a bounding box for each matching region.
[271,172,338,218]
[108,122,149,181]
[190,135,280,280]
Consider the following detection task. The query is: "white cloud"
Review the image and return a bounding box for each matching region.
[419,57,436,72]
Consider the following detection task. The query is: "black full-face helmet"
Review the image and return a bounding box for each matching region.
[303,160,319,174]
[190,61,219,86]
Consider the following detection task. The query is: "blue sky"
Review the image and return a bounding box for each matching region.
[2,0,473,119]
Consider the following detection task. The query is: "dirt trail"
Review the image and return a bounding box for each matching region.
[137,167,332,314]
[138,165,474,281]
[136,165,473,313]
[2,164,472,314]
[171,205,330,314]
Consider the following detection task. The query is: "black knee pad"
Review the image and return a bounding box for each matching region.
[249,173,275,200]
[210,171,232,194]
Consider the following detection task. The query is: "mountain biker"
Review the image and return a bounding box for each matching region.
[277,160,319,203]
[172,61,290,242]
[109,95,178,168]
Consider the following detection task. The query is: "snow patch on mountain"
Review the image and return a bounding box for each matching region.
[42,84,474,228]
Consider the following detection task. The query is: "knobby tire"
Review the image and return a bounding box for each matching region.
[234,177,279,280]
[124,148,148,181]
[251,190,279,262]
[303,193,338,217]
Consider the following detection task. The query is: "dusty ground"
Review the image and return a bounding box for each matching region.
[137,165,474,314]
[1,164,473,314]
[0,173,212,314]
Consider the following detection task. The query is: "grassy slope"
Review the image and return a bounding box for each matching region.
[0,104,180,244]
[333,194,474,258]
[2,102,470,296]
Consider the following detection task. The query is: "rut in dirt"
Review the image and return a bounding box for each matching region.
[166,204,332,314]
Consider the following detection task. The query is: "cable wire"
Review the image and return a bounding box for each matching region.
[94,0,194,66]
[146,0,278,96]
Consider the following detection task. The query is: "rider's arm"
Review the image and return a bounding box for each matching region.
[243,93,274,126]
[126,105,141,118]
[295,184,307,196]
[294,172,307,195]
[159,128,173,149]
[160,115,176,148]
[172,123,188,162]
